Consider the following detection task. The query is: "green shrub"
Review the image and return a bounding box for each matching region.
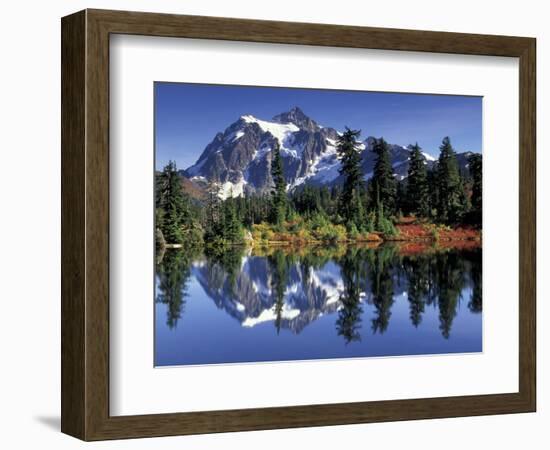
[347,222,360,240]
[363,211,376,233]
[309,213,330,231]
[378,214,397,236]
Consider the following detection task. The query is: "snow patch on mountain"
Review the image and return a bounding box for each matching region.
[241,115,299,150]
[225,130,244,142]
[242,303,300,328]
[287,139,339,188]
[422,151,436,162]
[251,140,273,161]
[288,138,369,188]
[309,264,345,306]
[308,152,340,184]
[218,179,246,199]
[234,301,246,312]
[251,278,271,297]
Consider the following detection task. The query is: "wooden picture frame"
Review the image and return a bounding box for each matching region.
[61,8,536,441]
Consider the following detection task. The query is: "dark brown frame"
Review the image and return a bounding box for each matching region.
[61,8,536,441]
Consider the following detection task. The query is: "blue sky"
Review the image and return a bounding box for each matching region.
[155,82,482,170]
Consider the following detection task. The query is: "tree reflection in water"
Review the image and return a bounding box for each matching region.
[403,255,430,328]
[468,251,482,314]
[155,244,482,340]
[155,247,197,329]
[335,248,364,343]
[369,246,396,335]
[268,250,289,335]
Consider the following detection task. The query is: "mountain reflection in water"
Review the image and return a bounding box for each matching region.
[155,244,482,366]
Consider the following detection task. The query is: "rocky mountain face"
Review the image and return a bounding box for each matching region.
[190,253,413,334]
[182,106,477,199]
[191,255,349,334]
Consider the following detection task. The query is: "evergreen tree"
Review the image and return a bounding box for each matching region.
[223,195,243,243]
[336,127,364,228]
[468,153,482,224]
[436,137,464,224]
[156,161,191,244]
[395,180,407,217]
[319,186,331,214]
[155,207,166,250]
[371,137,397,215]
[204,180,223,241]
[406,143,430,217]
[426,167,439,220]
[270,142,287,225]
[458,173,471,217]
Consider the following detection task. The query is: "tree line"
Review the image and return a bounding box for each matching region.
[155,131,482,246]
[335,129,482,232]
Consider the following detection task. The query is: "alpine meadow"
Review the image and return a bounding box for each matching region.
[154,83,482,367]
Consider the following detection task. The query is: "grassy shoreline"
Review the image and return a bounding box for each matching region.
[248,219,481,247]
[158,217,481,251]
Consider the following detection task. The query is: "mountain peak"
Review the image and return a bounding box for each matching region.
[184,108,479,199]
[288,106,306,116]
[239,114,259,123]
[272,107,319,132]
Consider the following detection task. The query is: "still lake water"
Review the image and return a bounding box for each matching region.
[155,244,482,366]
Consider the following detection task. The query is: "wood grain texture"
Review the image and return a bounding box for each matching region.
[61,8,537,441]
[89,8,532,56]
[85,10,111,440]
[518,39,536,410]
[61,10,86,439]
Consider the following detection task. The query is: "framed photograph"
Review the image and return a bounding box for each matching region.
[61,9,536,440]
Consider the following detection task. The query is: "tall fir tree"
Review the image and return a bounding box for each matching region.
[458,173,471,216]
[156,161,191,244]
[468,153,483,223]
[406,143,429,217]
[336,127,364,228]
[436,137,464,224]
[223,194,243,243]
[427,167,439,220]
[395,180,407,216]
[204,180,222,241]
[371,137,397,215]
[270,142,287,225]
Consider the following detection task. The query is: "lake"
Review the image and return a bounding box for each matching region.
[155,243,482,366]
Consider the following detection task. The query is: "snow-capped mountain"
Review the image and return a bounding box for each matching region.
[189,251,413,334]
[185,107,339,197]
[183,106,477,199]
[191,255,348,334]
